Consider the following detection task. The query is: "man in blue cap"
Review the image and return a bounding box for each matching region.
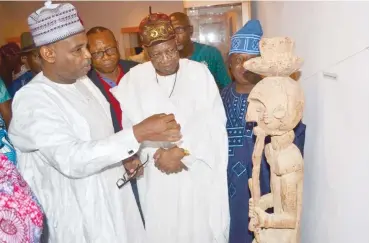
[221,20,306,243]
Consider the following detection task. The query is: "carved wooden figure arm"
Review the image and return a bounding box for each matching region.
[249,179,274,211]
[264,211,296,229]
[251,127,267,204]
[259,193,274,210]
[294,174,303,243]
[248,127,266,241]
[274,145,303,176]
[263,170,303,229]
[255,143,274,210]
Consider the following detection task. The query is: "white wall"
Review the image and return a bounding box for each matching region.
[252,1,369,242]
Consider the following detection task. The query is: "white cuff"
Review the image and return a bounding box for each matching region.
[117,127,141,158]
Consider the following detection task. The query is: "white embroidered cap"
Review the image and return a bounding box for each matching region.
[28,0,84,47]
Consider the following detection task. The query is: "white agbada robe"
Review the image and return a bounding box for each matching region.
[111,59,230,243]
[9,72,145,243]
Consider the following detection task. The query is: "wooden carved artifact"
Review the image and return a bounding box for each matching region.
[244,37,304,243]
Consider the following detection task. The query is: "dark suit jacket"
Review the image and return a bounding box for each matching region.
[88,59,138,133]
[87,59,146,226]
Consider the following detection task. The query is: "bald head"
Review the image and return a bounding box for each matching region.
[86,26,120,74]
[87,26,116,41]
[169,12,191,26]
[169,12,193,51]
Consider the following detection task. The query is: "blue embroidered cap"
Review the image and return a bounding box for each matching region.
[229,20,263,55]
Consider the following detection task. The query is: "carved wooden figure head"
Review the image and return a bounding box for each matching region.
[246,77,304,136]
[244,36,304,135]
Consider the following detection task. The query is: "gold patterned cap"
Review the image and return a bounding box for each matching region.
[139,12,176,47]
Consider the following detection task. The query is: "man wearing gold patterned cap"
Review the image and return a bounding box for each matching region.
[8,2,182,242]
[111,12,230,243]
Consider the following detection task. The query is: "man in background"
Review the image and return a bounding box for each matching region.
[169,12,231,89]
[222,20,270,243]
[87,26,138,136]
[86,26,145,226]
[0,45,16,126]
[19,32,42,75]
[0,43,23,88]
[8,32,41,97]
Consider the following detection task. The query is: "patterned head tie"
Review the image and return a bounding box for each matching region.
[139,8,176,47]
[0,43,20,57]
[229,19,263,56]
[27,0,85,47]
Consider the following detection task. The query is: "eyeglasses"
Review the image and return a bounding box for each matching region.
[116,155,149,189]
[91,47,118,60]
[174,26,191,34]
[149,48,178,63]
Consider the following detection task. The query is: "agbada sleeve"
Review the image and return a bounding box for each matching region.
[9,86,140,179]
[179,65,228,170]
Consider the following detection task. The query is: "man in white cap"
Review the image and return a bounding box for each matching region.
[9,2,181,242]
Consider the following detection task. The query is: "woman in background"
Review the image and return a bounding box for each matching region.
[0,113,44,242]
[0,51,12,127]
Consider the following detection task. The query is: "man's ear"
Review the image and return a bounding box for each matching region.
[39,45,56,64]
[175,36,181,50]
[188,25,194,36]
